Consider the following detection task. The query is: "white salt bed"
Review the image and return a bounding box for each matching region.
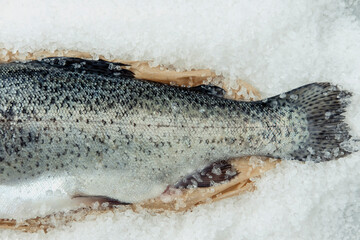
[1,0,360,239]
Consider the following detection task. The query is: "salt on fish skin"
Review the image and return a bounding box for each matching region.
[0,57,354,207]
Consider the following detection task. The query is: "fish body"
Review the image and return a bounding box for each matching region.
[0,58,352,218]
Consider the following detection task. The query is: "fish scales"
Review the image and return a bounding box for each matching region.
[0,58,353,205]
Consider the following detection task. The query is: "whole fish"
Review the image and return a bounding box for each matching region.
[0,58,353,218]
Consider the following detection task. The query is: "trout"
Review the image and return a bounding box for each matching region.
[0,58,353,218]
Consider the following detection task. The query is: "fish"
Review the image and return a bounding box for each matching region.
[0,57,354,219]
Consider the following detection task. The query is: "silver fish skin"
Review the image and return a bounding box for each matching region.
[0,58,352,207]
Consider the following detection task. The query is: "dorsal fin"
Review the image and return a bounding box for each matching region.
[188,85,226,98]
[174,160,239,189]
[25,57,135,78]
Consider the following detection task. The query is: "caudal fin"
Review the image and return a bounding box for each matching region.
[274,82,355,162]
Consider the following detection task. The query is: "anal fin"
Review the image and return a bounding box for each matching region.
[174,160,239,189]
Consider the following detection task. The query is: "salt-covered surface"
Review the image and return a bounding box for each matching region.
[0,0,359,239]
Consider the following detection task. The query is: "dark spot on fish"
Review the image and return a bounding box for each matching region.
[285,131,290,137]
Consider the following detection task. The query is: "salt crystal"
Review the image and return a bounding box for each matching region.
[211,166,222,176]
[171,102,179,112]
[325,112,332,120]
[73,63,81,69]
[307,147,315,154]
[290,94,298,100]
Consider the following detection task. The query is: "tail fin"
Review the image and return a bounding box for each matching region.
[272,82,355,162]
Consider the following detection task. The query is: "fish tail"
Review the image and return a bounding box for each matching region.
[272,82,355,161]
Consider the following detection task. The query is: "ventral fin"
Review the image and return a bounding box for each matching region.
[174,160,239,189]
[72,194,131,207]
[26,57,135,78]
[189,85,226,98]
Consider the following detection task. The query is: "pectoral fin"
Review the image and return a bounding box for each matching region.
[72,194,131,207]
